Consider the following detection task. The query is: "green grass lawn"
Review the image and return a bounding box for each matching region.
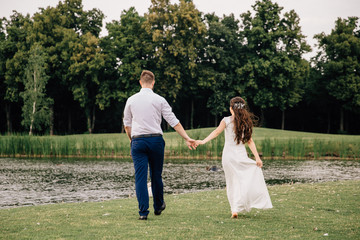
[1,180,359,239]
[1,127,360,159]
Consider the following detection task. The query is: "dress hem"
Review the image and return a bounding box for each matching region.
[232,206,273,213]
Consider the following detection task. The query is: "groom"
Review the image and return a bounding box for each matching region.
[123,70,196,220]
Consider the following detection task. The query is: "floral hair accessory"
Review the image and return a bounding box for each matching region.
[233,102,245,109]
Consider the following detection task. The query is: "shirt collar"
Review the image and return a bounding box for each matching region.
[140,88,153,93]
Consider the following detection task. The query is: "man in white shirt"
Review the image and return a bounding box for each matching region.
[123,70,196,220]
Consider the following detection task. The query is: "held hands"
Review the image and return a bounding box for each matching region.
[185,139,205,150]
[194,140,205,148]
[186,138,197,150]
[185,139,206,150]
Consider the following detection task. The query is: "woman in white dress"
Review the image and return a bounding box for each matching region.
[195,97,272,218]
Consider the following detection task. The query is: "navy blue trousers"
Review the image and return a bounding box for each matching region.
[131,136,165,216]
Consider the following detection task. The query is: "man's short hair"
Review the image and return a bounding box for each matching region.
[140,70,155,84]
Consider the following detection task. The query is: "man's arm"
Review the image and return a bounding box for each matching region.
[124,126,132,142]
[161,99,196,149]
[123,98,132,142]
[173,123,196,150]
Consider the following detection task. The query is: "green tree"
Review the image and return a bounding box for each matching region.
[0,18,6,132]
[103,7,153,103]
[68,32,105,134]
[305,66,338,133]
[28,0,105,134]
[20,44,52,135]
[30,5,65,135]
[238,0,310,129]
[200,13,244,125]
[3,12,32,134]
[143,0,206,128]
[102,7,153,132]
[314,17,360,133]
[57,0,104,36]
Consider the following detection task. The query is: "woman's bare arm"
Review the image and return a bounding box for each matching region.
[196,120,226,145]
[247,137,263,168]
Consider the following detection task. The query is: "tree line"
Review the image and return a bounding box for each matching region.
[0,0,359,135]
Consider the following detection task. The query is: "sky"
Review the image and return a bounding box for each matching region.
[1,0,359,59]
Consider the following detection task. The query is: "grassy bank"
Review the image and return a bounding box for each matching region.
[1,180,359,239]
[0,127,359,159]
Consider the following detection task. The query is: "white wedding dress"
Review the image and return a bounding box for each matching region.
[222,116,273,213]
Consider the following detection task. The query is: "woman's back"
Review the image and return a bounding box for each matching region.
[223,116,248,157]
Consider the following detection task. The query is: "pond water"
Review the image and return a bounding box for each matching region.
[1,158,359,209]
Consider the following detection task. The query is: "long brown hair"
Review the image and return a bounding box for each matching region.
[230,97,257,144]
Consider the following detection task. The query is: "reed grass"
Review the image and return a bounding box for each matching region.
[0,128,359,159]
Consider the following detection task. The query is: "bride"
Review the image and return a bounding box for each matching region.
[195,97,273,218]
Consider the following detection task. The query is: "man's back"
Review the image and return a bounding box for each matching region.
[123,88,179,137]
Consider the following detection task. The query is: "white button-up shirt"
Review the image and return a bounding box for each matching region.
[123,88,180,137]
